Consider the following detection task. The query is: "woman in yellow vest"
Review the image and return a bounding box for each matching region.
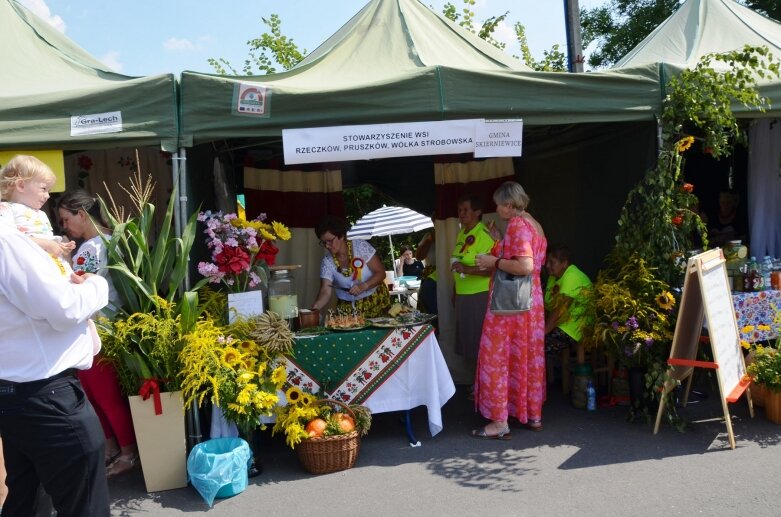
[450,195,497,377]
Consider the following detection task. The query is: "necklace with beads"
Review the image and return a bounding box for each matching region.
[333,240,353,277]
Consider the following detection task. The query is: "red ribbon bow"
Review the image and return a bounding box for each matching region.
[139,378,166,415]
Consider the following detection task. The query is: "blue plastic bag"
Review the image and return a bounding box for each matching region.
[187,437,251,506]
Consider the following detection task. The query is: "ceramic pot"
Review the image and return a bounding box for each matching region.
[298,308,320,328]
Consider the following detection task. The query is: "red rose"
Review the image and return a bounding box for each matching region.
[75,270,85,276]
[681,183,694,193]
[214,245,250,274]
[257,240,279,266]
[76,257,86,265]
[671,215,683,227]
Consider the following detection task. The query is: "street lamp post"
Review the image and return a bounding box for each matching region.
[563,0,585,72]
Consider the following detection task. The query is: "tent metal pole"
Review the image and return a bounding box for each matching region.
[174,147,201,450]
[178,147,191,290]
[389,235,396,276]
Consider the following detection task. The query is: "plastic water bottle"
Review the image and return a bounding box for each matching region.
[762,256,773,291]
[586,380,597,411]
[745,256,759,292]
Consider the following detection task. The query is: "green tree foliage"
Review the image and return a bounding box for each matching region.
[208,14,306,75]
[744,0,781,19]
[581,0,680,69]
[581,0,781,69]
[442,0,566,71]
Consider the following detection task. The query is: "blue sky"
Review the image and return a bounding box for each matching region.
[21,0,607,77]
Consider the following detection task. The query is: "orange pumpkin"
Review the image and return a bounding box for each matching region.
[332,413,355,433]
[305,418,327,438]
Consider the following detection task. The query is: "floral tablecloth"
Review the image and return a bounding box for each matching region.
[284,324,455,436]
[733,290,780,343]
[286,325,432,404]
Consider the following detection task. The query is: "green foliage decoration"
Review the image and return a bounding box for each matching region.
[614,46,778,287]
[586,46,778,427]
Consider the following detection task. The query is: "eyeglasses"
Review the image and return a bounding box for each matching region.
[318,236,338,248]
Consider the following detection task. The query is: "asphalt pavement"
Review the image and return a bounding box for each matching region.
[108,377,781,516]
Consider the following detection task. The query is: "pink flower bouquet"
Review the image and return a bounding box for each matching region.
[197,211,291,292]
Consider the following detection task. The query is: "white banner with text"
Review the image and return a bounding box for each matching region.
[283,119,522,164]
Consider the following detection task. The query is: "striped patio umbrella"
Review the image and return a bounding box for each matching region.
[346,205,433,268]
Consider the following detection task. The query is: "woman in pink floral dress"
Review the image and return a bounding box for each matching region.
[473,181,547,439]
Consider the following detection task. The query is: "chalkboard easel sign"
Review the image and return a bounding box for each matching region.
[653,249,753,449]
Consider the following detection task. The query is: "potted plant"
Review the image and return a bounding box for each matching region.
[742,310,781,422]
[95,166,206,492]
[583,252,677,418]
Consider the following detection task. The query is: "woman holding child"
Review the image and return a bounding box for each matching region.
[58,189,139,477]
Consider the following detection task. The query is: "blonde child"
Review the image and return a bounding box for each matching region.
[0,155,75,272]
[0,155,100,355]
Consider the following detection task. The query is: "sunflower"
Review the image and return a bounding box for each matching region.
[741,339,751,350]
[258,227,275,241]
[757,324,772,332]
[221,346,243,367]
[655,291,675,311]
[286,386,304,405]
[272,221,291,240]
[271,365,287,385]
[238,372,255,384]
[742,325,756,333]
[300,393,314,406]
[239,340,257,353]
[676,136,695,153]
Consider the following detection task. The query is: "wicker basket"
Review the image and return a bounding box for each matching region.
[296,399,360,475]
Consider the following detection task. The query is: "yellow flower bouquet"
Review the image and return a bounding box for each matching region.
[179,317,290,435]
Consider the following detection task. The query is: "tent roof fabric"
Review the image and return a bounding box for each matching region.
[615,0,781,118]
[0,0,178,151]
[615,0,781,69]
[180,0,662,146]
[294,0,531,81]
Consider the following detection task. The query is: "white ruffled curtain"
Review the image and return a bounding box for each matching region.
[748,120,781,257]
[433,157,514,383]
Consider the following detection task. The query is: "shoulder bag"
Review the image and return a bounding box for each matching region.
[489,240,532,315]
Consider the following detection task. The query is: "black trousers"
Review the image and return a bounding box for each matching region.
[0,373,109,517]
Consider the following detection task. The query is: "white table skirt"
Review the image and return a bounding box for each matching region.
[211,330,455,438]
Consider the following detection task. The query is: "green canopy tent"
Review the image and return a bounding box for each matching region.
[180,0,661,144]
[178,0,666,382]
[0,0,177,151]
[179,0,663,269]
